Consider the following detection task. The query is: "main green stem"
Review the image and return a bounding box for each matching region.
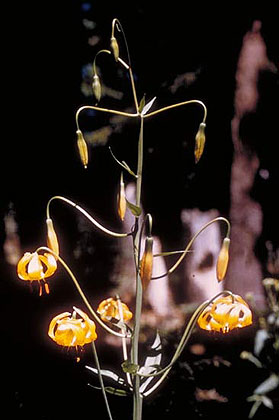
[131,116,144,420]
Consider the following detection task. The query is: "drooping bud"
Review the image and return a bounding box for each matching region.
[76,129,88,169]
[117,172,126,221]
[46,218,59,257]
[194,122,206,163]
[92,73,101,102]
[110,36,119,61]
[140,236,153,290]
[216,237,230,282]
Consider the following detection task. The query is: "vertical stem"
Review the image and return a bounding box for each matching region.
[91,342,114,420]
[129,67,139,112]
[136,117,144,207]
[131,116,144,420]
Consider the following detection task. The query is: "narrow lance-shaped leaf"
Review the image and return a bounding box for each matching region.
[138,94,146,113]
[86,365,126,385]
[126,199,142,217]
[139,331,162,394]
[253,373,279,395]
[109,147,137,178]
[141,96,156,115]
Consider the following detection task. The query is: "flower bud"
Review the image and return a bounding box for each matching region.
[92,73,101,102]
[76,130,88,169]
[216,237,230,282]
[46,218,59,257]
[117,173,126,221]
[194,122,206,163]
[110,36,119,61]
[140,237,153,290]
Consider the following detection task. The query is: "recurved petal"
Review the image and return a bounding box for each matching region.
[73,307,97,343]
[48,312,71,340]
[40,253,57,278]
[17,252,32,280]
[27,252,44,280]
[55,320,85,346]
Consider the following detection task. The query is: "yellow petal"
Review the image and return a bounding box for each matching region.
[27,252,44,280]
[48,312,71,340]
[40,253,57,278]
[17,252,32,280]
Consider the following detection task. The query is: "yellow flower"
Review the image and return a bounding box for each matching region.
[48,307,97,347]
[97,297,133,322]
[17,251,57,295]
[198,294,252,333]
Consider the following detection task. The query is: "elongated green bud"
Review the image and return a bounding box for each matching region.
[76,130,88,169]
[92,74,101,102]
[110,36,119,61]
[216,237,230,282]
[194,122,206,163]
[140,236,153,290]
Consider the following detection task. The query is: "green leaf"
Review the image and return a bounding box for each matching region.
[254,373,279,394]
[248,400,262,419]
[141,96,156,115]
[126,199,142,217]
[154,250,193,257]
[139,331,162,394]
[86,366,125,385]
[121,161,138,178]
[261,396,273,409]
[121,361,139,374]
[105,387,129,397]
[138,94,146,113]
[108,147,137,178]
[88,384,129,397]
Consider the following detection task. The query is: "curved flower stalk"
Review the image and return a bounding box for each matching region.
[36,246,131,339]
[46,195,131,239]
[134,291,252,397]
[151,216,231,281]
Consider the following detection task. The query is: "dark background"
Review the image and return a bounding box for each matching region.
[1,2,278,419]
